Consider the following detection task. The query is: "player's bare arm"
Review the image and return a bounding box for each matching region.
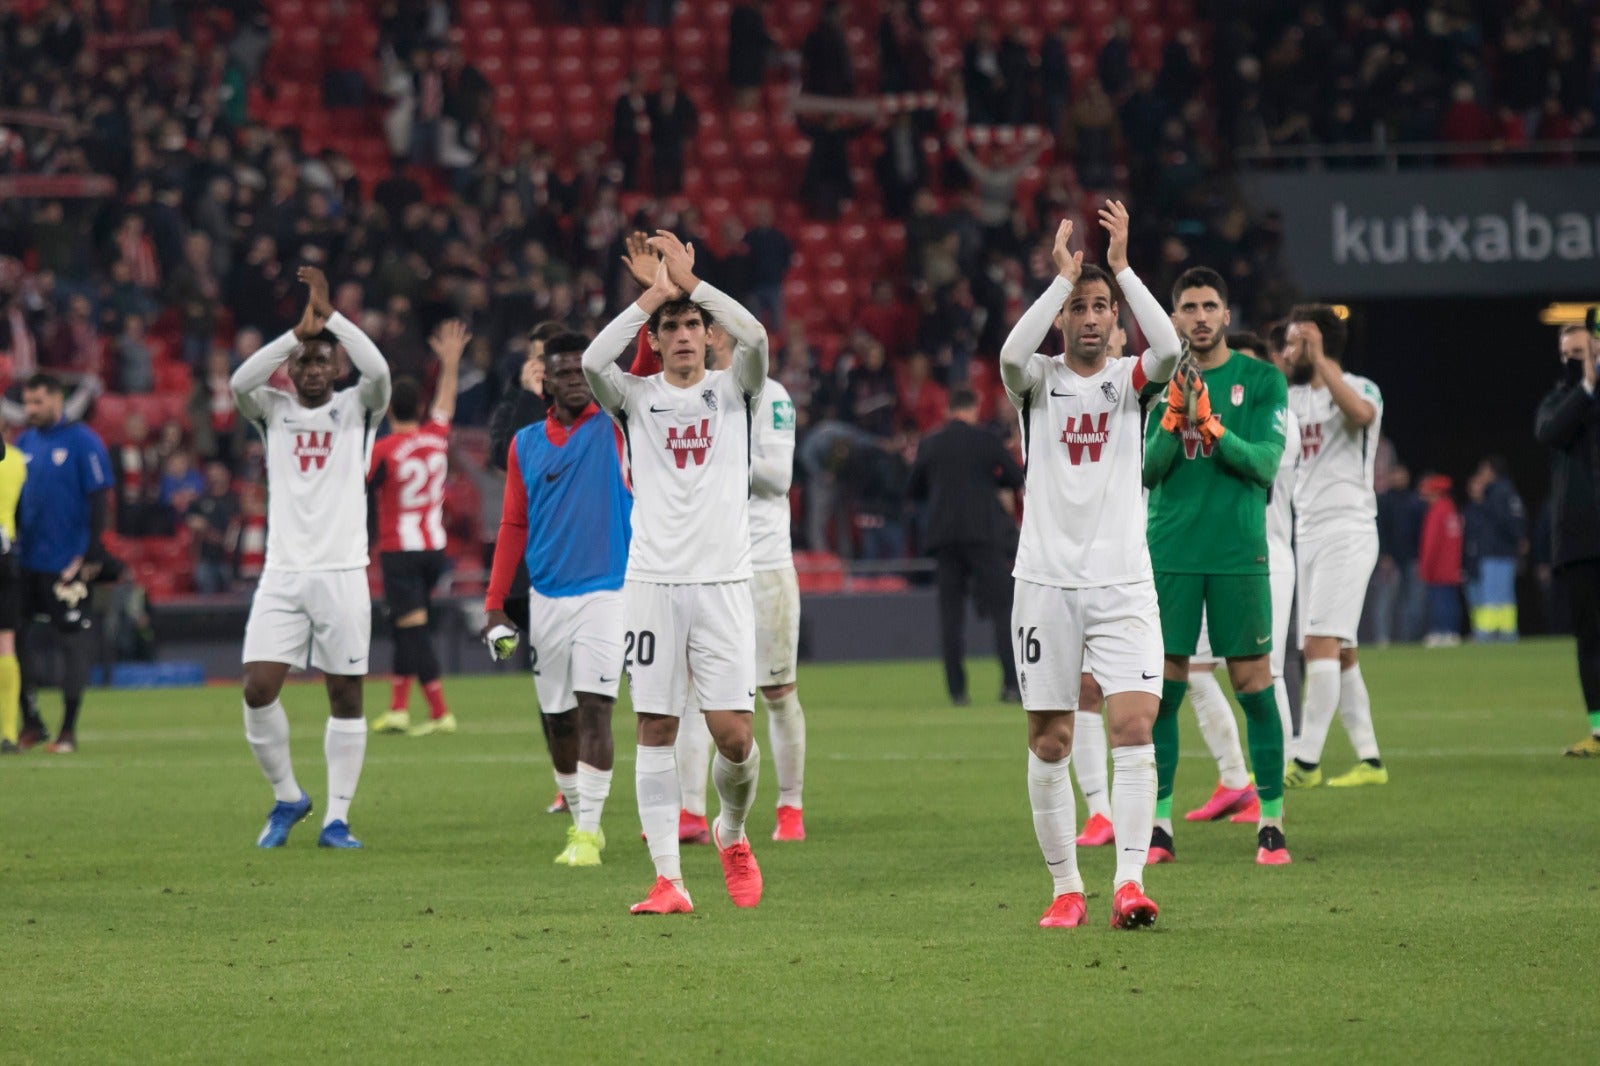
[429,319,470,423]
[1299,321,1376,426]
[999,218,1080,397]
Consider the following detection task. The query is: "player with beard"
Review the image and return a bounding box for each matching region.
[1142,273,1291,866]
[1282,304,1386,790]
[1000,203,1181,929]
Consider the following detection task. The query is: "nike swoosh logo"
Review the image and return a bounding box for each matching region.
[1257,636,1271,645]
[649,404,672,413]
[348,657,364,664]
[1122,847,1145,853]
[1049,388,1072,397]
[747,689,756,698]
[1141,671,1158,680]
[1046,859,1069,867]
[599,675,616,683]
[769,667,785,676]
[545,466,571,483]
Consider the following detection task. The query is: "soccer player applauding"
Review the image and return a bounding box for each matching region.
[233,267,391,849]
[999,203,1181,930]
[1143,269,1291,866]
[583,231,769,915]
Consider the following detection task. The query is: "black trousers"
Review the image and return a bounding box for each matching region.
[1560,559,1600,712]
[933,542,1017,699]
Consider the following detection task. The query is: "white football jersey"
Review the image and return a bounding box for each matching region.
[1268,407,1299,575]
[749,379,796,572]
[1009,354,1155,589]
[246,386,381,572]
[233,314,390,573]
[1289,372,1382,540]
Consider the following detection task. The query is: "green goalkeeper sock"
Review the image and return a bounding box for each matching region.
[1589,710,1600,736]
[1238,686,1284,816]
[1154,679,1185,802]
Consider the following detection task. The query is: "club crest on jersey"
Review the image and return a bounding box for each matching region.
[1231,384,1244,406]
[1101,381,1119,404]
[1059,412,1109,465]
[702,389,718,411]
[294,430,333,472]
[52,448,69,466]
[665,419,713,468]
[329,408,340,422]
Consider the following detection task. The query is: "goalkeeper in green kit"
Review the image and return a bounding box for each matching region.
[1143,267,1291,867]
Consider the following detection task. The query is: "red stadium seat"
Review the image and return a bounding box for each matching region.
[728,108,765,142]
[708,166,745,197]
[499,0,534,29]
[566,108,604,148]
[458,0,494,28]
[591,54,628,90]
[632,27,666,67]
[591,26,626,59]
[552,26,587,59]
[511,53,548,83]
[472,25,507,60]
[552,53,585,84]
[511,26,548,56]
[476,54,505,81]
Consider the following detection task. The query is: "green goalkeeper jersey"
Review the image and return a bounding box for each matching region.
[1144,349,1288,574]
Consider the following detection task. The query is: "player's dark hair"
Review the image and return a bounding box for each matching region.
[1267,321,1289,354]
[1229,331,1268,360]
[24,372,64,395]
[542,332,589,360]
[529,320,566,346]
[647,297,712,335]
[390,375,421,421]
[1073,263,1120,302]
[1172,266,1229,308]
[948,386,979,412]
[1290,304,1348,361]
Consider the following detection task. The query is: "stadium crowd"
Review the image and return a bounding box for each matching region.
[0,0,1590,610]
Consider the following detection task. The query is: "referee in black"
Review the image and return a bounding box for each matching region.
[908,387,1026,705]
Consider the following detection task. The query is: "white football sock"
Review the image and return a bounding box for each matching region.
[323,717,367,827]
[576,762,612,834]
[675,711,713,817]
[712,741,761,846]
[554,771,580,826]
[1111,744,1157,890]
[1274,676,1294,744]
[1071,709,1111,819]
[1338,664,1380,761]
[636,744,682,883]
[1188,668,1250,789]
[1293,660,1342,766]
[243,699,301,803]
[1027,750,1083,897]
[763,690,806,808]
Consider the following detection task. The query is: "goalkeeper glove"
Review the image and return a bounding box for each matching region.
[1161,379,1186,434]
[1185,375,1225,443]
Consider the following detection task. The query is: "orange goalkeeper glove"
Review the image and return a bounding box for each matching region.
[1188,375,1225,443]
[1160,378,1186,433]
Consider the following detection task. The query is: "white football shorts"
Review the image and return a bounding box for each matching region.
[1193,565,1296,676]
[1297,531,1379,648]
[1011,578,1164,711]
[526,587,624,715]
[623,579,756,716]
[753,566,800,688]
[242,568,372,674]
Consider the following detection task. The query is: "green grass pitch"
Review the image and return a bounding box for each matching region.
[3,640,1595,1063]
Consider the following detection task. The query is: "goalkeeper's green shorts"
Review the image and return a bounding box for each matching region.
[1154,571,1273,659]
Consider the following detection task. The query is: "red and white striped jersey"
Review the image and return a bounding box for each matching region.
[369,412,450,553]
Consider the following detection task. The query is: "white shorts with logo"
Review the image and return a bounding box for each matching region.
[242,568,372,674]
[1193,566,1296,676]
[1011,578,1164,711]
[753,566,800,687]
[1297,530,1379,648]
[527,587,624,715]
[624,579,756,717]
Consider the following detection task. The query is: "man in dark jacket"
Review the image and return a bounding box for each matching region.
[1375,463,1427,644]
[1534,323,1600,755]
[907,388,1025,704]
[1464,455,1526,642]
